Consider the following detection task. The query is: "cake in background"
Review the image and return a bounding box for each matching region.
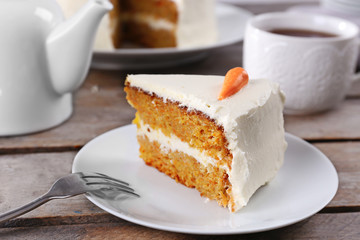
[57,0,218,50]
[124,68,287,212]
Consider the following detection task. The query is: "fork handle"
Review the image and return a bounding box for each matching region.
[0,194,51,224]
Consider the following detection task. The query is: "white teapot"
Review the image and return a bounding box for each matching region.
[0,0,112,136]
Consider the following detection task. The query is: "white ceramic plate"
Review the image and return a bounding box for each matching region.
[91,3,252,70]
[72,124,338,235]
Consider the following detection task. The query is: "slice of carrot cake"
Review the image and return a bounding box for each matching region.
[124,68,287,212]
[57,0,217,49]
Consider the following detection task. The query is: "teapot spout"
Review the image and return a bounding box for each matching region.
[46,0,112,94]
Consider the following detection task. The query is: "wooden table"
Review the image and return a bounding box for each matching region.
[1,43,360,239]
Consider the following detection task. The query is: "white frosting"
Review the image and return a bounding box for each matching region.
[127,74,287,211]
[122,13,174,31]
[56,0,217,49]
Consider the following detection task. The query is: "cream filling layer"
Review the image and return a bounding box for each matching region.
[122,13,175,31]
[137,120,229,171]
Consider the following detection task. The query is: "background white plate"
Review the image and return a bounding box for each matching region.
[91,3,252,70]
[72,124,338,235]
[219,0,318,4]
[217,0,319,14]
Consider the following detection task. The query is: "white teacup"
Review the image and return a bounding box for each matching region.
[243,12,360,115]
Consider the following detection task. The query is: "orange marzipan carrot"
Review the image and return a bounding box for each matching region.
[218,67,249,100]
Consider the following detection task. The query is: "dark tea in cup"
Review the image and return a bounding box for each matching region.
[269,28,338,38]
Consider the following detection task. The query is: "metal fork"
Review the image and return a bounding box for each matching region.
[0,172,139,224]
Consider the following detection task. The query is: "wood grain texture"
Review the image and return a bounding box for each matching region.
[285,99,360,141]
[348,80,360,98]
[0,152,100,219]
[1,212,360,240]
[314,142,360,209]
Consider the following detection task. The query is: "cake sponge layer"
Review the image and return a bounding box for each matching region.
[137,135,232,208]
[126,86,232,168]
[122,19,176,48]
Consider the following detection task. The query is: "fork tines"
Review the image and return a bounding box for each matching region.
[81,172,140,198]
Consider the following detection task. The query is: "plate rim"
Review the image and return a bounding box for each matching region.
[72,124,339,235]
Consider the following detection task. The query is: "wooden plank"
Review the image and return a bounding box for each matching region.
[285,98,360,141]
[0,142,359,226]
[1,212,360,240]
[0,152,104,222]
[348,80,360,98]
[314,142,360,209]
